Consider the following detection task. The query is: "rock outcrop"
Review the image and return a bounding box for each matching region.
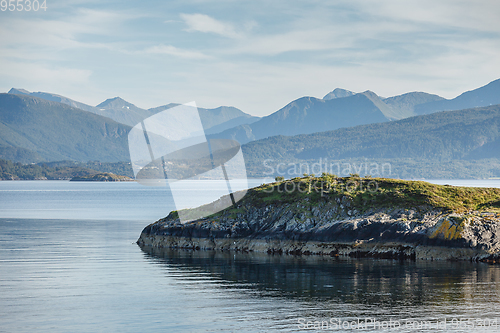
[137,176,500,263]
[70,172,133,182]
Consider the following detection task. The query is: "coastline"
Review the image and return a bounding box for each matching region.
[137,234,499,263]
[137,176,500,263]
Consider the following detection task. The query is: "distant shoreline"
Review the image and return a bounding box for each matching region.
[70,172,133,182]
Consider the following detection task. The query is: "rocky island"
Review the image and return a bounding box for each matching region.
[137,175,500,263]
[70,172,133,182]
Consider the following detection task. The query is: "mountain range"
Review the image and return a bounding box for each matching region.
[212,79,500,144]
[0,93,130,162]
[243,104,500,163]
[1,89,260,163]
[7,88,258,132]
[2,78,500,179]
[414,78,500,115]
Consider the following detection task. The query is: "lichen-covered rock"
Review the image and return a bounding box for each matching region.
[138,176,500,262]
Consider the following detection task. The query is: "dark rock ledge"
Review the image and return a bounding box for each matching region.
[137,176,500,263]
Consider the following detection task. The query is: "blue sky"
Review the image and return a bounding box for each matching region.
[1,0,499,116]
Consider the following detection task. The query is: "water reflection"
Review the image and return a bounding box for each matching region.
[140,246,500,309]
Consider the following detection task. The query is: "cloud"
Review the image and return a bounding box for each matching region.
[180,13,240,38]
[1,0,499,117]
[0,59,92,88]
[353,0,500,33]
[0,8,132,58]
[229,29,342,56]
[143,45,210,59]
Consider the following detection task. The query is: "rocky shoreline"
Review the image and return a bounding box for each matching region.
[137,177,500,263]
[70,172,133,182]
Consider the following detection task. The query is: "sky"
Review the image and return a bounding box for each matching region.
[1,0,499,117]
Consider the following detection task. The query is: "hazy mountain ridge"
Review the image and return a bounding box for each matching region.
[382,92,445,118]
[8,78,499,146]
[242,104,500,163]
[211,93,391,144]
[0,91,259,163]
[7,89,258,131]
[94,96,153,126]
[323,88,446,120]
[359,90,402,120]
[3,78,500,177]
[149,103,260,133]
[320,78,500,125]
[8,88,98,113]
[415,78,500,115]
[7,88,147,126]
[212,87,454,144]
[0,94,131,162]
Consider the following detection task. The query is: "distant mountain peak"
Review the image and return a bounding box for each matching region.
[358,90,379,98]
[96,97,136,109]
[8,88,31,95]
[355,90,406,121]
[323,88,355,100]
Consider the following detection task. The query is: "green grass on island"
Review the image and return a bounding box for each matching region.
[249,174,500,213]
[169,175,500,222]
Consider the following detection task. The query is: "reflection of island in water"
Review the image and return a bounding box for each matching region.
[140,246,500,308]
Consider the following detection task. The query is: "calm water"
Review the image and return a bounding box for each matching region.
[1,180,500,332]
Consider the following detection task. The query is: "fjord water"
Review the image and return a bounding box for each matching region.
[1,180,500,332]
